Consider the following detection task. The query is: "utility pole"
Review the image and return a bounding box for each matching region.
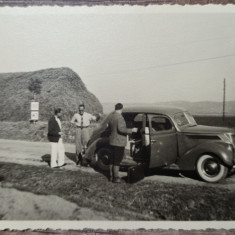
[222,78,226,121]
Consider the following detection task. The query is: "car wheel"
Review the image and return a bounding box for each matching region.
[96,147,111,171]
[196,154,228,183]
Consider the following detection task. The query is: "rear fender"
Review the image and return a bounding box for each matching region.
[178,141,234,171]
[85,138,109,161]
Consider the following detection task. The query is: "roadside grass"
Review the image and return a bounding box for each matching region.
[0,162,234,220]
[0,121,96,144]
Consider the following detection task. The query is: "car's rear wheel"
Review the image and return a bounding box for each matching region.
[96,147,112,171]
[196,154,228,183]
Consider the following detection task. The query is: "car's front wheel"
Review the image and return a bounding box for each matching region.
[196,154,228,183]
[96,147,112,171]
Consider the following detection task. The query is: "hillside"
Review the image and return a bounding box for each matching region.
[0,68,103,121]
[103,101,235,115]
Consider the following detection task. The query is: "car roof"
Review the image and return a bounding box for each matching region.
[122,105,187,116]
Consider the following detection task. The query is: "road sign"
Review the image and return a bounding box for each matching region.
[31,101,39,111]
[31,111,39,120]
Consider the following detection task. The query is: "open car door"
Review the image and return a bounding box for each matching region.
[148,114,178,168]
[130,113,151,165]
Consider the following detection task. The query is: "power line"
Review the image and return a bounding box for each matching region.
[85,53,235,78]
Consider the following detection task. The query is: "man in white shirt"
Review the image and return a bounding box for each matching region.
[71,104,98,166]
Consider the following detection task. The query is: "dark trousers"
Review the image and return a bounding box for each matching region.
[109,145,125,166]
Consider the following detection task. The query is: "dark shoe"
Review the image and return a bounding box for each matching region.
[58,163,67,168]
[82,158,89,167]
[77,153,84,166]
[52,166,61,169]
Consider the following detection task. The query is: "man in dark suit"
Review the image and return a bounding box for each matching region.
[48,108,65,168]
[108,103,137,183]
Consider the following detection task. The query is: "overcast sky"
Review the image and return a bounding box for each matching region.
[0,6,235,104]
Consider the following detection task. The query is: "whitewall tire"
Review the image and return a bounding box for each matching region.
[196,154,228,183]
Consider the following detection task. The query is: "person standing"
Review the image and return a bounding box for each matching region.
[71,104,99,166]
[108,103,137,183]
[47,108,66,168]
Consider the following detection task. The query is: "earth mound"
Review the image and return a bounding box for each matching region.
[0,67,103,121]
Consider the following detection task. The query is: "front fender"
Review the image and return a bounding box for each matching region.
[85,137,109,161]
[178,141,234,171]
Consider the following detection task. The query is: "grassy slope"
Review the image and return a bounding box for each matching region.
[0,162,234,220]
[0,67,103,121]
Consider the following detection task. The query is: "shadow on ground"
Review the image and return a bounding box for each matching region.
[39,153,205,183]
[0,175,5,182]
[146,167,200,181]
[146,167,235,183]
[89,163,201,184]
[228,168,235,177]
[90,164,110,182]
[41,154,50,166]
[65,152,77,164]
[41,152,77,166]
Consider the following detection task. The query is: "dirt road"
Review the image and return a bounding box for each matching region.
[0,139,235,220]
[0,139,111,220]
[1,139,235,189]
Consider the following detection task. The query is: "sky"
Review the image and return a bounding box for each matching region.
[0,6,235,104]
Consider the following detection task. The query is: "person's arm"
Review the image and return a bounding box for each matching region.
[117,115,133,135]
[70,114,77,125]
[88,113,100,122]
[90,114,97,121]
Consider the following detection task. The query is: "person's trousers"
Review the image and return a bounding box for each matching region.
[75,127,90,155]
[109,145,125,166]
[50,138,65,168]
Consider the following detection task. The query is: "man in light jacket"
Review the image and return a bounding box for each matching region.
[48,108,65,168]
[108,103,137,183]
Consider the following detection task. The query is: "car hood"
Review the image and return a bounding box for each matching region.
[181,125,235,134]
[87,124,108,145]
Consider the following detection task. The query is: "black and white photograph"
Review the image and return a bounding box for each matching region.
[0,4,235,231]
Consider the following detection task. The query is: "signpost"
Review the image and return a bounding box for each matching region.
[30,101,39,122]
[31,101,39,111]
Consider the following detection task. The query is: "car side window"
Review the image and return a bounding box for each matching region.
[123,113,144,129]
[151,116,173,132]
[133,113,144,129]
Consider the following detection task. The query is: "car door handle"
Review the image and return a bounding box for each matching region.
[151,140,157,143]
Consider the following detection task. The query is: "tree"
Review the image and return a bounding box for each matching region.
[28,78,42,100]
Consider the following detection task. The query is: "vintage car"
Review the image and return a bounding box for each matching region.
[85,106,235,183]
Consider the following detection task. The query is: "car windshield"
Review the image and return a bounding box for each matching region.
[174,112,197,127]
